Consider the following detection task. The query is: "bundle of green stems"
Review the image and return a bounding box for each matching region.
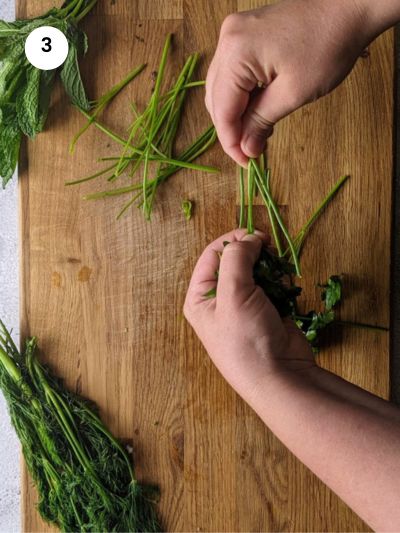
[67,34,219,220]
[240,156,349,277]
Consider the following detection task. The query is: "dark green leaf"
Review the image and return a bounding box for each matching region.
[17,66,41,137]
[253,247,301,317]
[319,275,342,311]
[0,106,22,187]
[37,69,56,131]
[301,310,335,346]
[60,43,90,110]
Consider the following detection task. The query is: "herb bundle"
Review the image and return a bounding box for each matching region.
[67,34,219,220]
[209,160,386,350]
[0,0,96,187]
[0,321,159,532]
[245,159,388,349]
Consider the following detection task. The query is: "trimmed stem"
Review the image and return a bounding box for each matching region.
[295,315,388,332]
[70,63,146,152]
[65,164,116,186]
[247,161,255,234]
[285,175,350,257]
[335,320,389,332]
[239,167,245,228]
[251,159,301,276]
[264,169,283,256]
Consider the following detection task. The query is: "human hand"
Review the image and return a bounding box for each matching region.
[206,0,395,166]
[184,229,315,405]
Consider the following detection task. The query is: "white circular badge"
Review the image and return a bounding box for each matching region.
[25,26,69,71]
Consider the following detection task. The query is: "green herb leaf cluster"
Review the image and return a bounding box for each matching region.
[67,34,219,220]
[296,276,342,349]
[320,275,342,311]
[253,248,302,317]
[0,321,160,532]
[0,0,96,187]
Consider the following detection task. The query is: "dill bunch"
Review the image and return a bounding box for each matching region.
[0,321,160,532]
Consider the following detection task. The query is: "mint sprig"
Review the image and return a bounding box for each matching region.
[0,0,97,187]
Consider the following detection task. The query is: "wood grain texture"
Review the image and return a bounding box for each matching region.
[17,0,393,531]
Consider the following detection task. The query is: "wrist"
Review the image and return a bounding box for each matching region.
[354,0,400,35]
[245,358,320,411]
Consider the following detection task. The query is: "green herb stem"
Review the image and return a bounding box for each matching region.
[247,161,255,234]
[239,166,245,228]
[65,164,116,186]
[285,174,350,257]
[294,315,388,332]
[335,320,389,332]
[251,159,301,275]
[100,155,218,173]
[142,34,172,217]
[70,63,146,153]
[68,0,85,19]
[264,169,283,256]
[74,0,98,22]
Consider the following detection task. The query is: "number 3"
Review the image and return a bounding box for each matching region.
[41,37,52,53]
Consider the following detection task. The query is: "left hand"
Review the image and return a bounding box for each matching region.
[184,229,315,405]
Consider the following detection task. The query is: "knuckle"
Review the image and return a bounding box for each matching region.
[287,91,305,110]
[183,298,194,322]
[283,82,309,111]
[204,94,210,113]
[249,109,275,134]
[220,13,242,37]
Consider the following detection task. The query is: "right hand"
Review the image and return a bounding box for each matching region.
[205,0,390,166]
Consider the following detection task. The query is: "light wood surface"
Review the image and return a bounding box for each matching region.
[17,0,393,531]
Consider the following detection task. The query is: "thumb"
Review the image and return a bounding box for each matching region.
[217,233,263,302]
[240,76,300,158]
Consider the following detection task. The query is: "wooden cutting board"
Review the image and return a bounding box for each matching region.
[17,1,393,531]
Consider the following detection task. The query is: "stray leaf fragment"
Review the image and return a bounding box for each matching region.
[181,199,193,220]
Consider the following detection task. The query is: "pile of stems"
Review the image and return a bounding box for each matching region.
[68,34,218,220]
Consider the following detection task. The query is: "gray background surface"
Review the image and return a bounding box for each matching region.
[0,2,20,532]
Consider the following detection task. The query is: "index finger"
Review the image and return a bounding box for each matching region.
[206,67,252,167]
[186,229,250,304]
[186,229,268,304]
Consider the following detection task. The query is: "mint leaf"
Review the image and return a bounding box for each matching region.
[0,3,95,186]
[17,66,41,137]
[0,106,22,187]
[37,69,56,130]
[60,25,90,111]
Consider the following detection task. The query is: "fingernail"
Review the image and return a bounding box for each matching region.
[241,233,262,243]
[241,133,267,158]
